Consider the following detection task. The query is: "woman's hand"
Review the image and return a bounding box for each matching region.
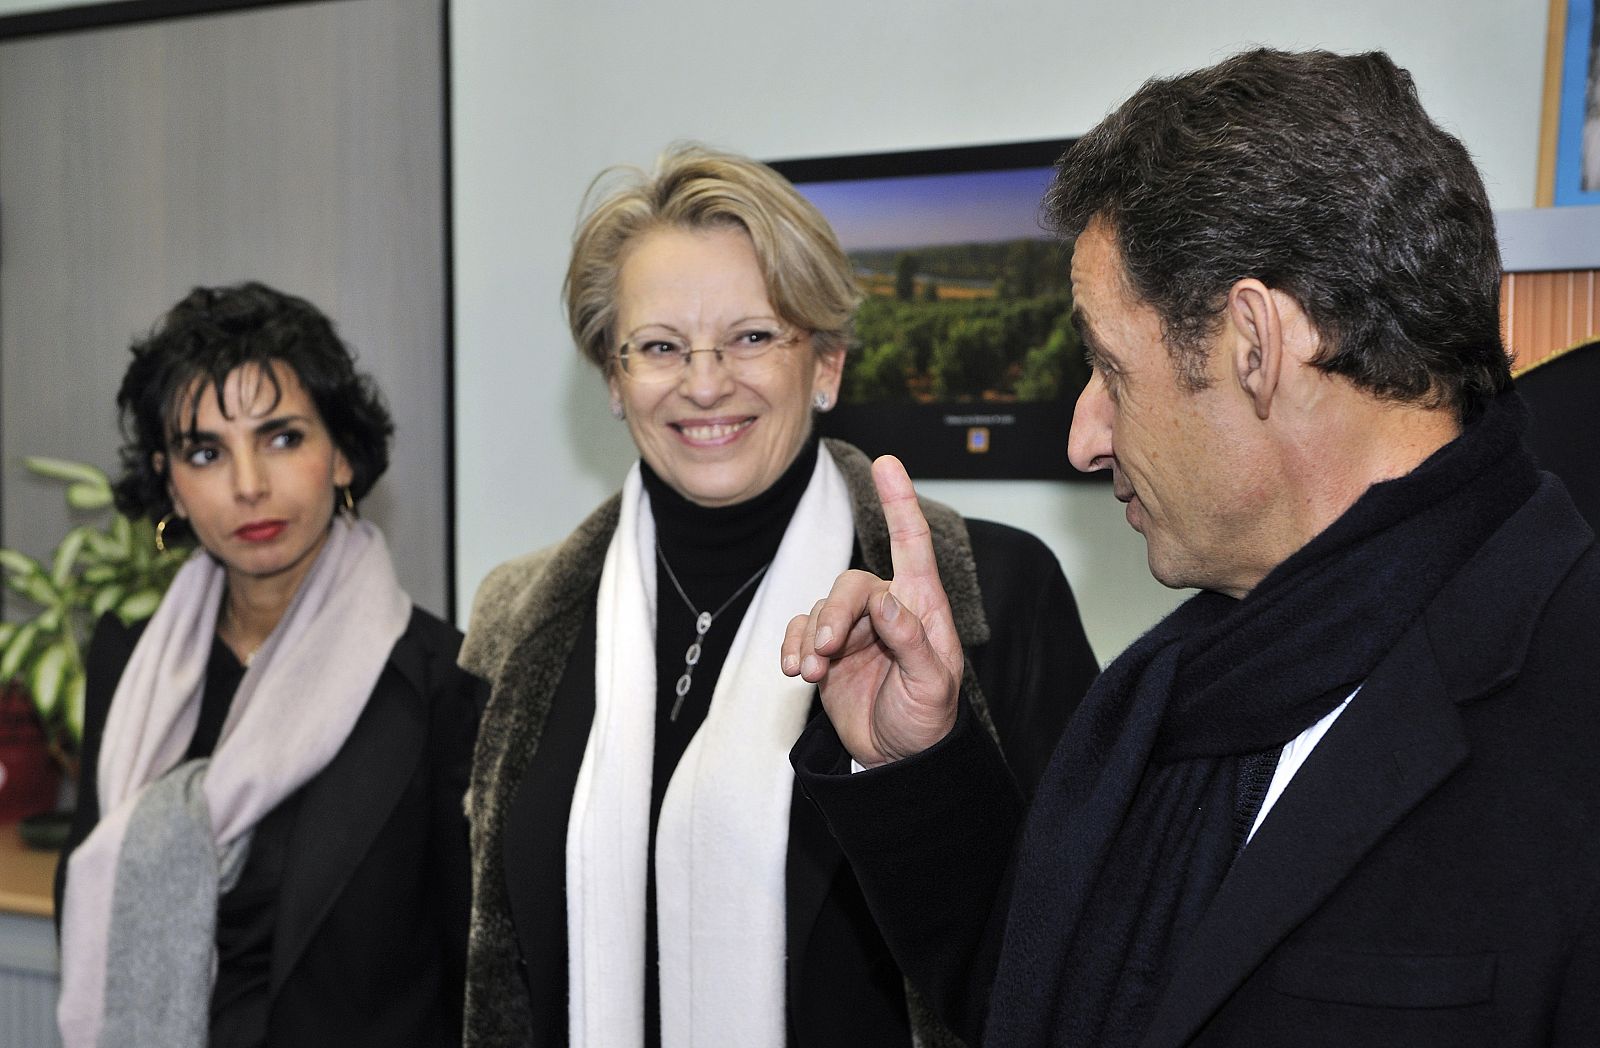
[781,456,962,767]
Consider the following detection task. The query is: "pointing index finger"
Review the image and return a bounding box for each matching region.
[872,455,938,585]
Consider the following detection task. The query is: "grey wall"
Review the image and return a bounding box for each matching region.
[0,0,451,616]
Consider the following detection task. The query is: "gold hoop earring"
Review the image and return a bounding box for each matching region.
[340,486,357,518]
[155,513,173,554]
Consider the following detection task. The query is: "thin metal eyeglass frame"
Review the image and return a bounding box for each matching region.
[614,328,804,380]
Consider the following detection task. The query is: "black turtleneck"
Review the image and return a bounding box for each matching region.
[503,438,823,1048]
[641,437,819,823]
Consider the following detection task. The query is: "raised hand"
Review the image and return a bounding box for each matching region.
[781,456,963,767]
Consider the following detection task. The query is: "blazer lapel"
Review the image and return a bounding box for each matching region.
[267,662,427,999]
[1139,626,1468,1048]
[785,766,847,1011]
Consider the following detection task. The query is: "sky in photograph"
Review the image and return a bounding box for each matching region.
[793,166,1056,251]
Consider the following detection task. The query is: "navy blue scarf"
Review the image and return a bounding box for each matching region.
[985,391,1539,1047]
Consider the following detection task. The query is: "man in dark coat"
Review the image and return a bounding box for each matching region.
[783,48,1600,1048]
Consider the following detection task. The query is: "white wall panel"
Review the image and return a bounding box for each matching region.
[450,0,1548,661]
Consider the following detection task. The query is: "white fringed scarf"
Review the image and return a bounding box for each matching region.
[57,517,411,1048]
[567,451,854,1048]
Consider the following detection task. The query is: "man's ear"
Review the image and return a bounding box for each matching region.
[1227,279,1283,421]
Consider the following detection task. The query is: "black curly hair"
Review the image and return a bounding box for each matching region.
[1045,48,1510,421]
[114,282,393,538]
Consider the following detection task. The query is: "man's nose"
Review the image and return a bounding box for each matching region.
[1066,371,1114,474]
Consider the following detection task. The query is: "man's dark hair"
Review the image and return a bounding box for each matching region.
[1045,48,1510,419]
[114,282,393,534]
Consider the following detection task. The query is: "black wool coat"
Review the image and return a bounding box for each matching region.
[58,606,484,1048]
[795,475,1600,1047]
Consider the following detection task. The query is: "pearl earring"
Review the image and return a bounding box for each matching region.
[812,391,832,412]
[610,400,625,420]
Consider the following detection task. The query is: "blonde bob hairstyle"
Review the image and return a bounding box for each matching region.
[564,143,862,374]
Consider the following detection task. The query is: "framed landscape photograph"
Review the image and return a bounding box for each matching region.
[1539,0,1600,206]
[769,139,1089,480]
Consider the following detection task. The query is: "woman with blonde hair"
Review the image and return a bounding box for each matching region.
[462,144,1097,1048]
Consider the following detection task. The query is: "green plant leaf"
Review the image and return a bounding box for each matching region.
[0,548,43,578]
[30,638,72,718]
[1,455,179,712]
[0,622,39,682]
[24,457,111,492]
[51,526,93,588]
[65,482,114,510]
[117,588,162,622]
[109,515,134,558]
[10,570,61,609]
[63,672,86,746]
[83,529,116,558]
[90,584,126,620]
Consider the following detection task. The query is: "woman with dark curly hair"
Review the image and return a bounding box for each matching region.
[54,282,482,1048]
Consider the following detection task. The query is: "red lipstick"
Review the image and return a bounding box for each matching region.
[234,520,287,543]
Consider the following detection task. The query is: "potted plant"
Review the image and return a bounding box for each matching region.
[0,458,186,841]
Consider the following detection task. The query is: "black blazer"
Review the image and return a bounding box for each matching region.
[784,520,1098,1047]
[796,477,1600,1047]
[58,606,484,1048]
[501,521,1098,1047]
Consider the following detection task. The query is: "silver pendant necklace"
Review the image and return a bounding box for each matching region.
[655,541,772,721]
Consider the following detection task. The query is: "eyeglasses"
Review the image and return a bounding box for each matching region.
[615,321,803,381]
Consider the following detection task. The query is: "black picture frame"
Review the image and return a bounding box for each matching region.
[769,138,1092,481]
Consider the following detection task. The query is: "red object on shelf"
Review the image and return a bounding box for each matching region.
[0,681,61,821]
